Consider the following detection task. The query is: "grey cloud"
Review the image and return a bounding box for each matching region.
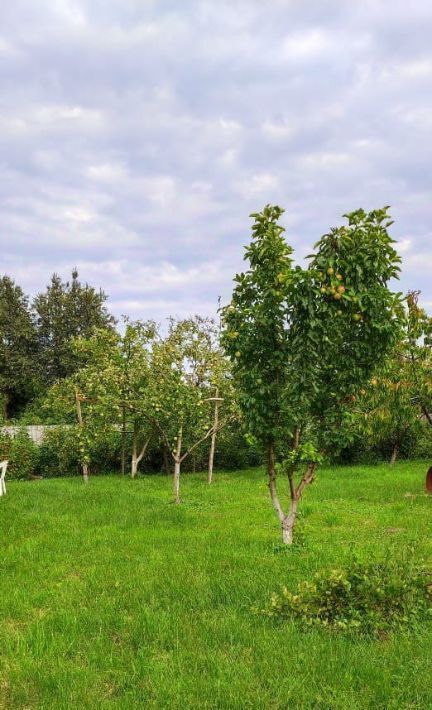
[1,0,431,320]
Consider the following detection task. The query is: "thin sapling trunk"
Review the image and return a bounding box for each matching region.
[173,427,183,504]
[282,462,316,544]
[422,406,432,428]
[156,417,227,504]
[75,390,89,483]
[163,444,171,475]
[131,424,139,478]
[207,391,220,484]
[390,442,399,465]
[131,423,153,478]
[267,442,316,544]
[121,405,127,475]
[75,389,89,483]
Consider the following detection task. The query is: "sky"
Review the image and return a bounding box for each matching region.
[1,0,431,323]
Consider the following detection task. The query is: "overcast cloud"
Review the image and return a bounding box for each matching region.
[1,0,431,321]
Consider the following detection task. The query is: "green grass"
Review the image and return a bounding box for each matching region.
[1,461,431,709]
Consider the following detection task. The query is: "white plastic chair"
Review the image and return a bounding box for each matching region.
[0,460,8,496]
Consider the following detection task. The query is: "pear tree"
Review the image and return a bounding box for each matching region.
[222,205,402,544]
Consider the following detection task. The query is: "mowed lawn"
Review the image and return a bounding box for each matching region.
[1,462,431,709]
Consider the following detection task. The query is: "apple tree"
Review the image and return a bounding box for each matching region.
[147,317,232,502]
[358,352,421,464]
[405,291,432,428]
[72,319,158,478]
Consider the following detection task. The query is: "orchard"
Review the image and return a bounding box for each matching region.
[1,205,430,546]
[1,205,431,709]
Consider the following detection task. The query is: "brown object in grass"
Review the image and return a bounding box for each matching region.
[426,466,432,493]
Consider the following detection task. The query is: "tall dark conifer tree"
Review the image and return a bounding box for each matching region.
[33,269,115,385]
[0,276,38,418]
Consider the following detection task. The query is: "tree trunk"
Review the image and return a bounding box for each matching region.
[280,464,316,544]
[121,405,126,475]
[163,444,170,475]
[282,527,293,545]
[131,422,139,478]
[131,458,138,478]
[422,406,432,428]
[281,501,299,545]
[75,389,89,484]
[208,394,220,484]
[267,442,316,545]
[282,518,294,544]
[131,424,152,479]
[82,463,89,484]
[173,427,182,504]
[390,442,399,465]
[173,459,181,504]
[267,441,285,523]
[2,393,9,421]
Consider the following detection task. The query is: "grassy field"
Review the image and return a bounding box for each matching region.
[1,461,431,709]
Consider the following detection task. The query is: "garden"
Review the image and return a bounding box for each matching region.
[1,206,431,708]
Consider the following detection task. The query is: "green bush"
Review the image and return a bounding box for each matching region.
[0,431,12,462]
[413,424,432,459]
[336,421,432,465]
[147,427,261,474]
[265,556,432,635]
[37,426,123,477]
[37,426,81,477]
[212,428,262,470]
[89,429,123,473]
[3,431,39,479]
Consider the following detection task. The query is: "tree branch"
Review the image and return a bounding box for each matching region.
[422,406,432,427]
[295,462,316,500]
[136,427,155,464]
[287,467,296,502]
[179,415,233,463]
[267,442,285,523]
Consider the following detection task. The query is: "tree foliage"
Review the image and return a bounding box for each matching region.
[2,203,429,547]
[0,276,39,418]
[405,291,432,427]
[33,269,115,384]
[73,319,158,477]
[222,205,403,543]
[147,316,232,501]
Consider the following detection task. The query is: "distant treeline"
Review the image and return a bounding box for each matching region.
[0,270,114,419]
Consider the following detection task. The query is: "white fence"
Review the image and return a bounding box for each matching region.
[0,425,69,445]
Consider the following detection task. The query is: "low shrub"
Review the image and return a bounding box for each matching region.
[212,428,262,470]
[0,431,11,462]
[89,429,123,473]
[1,431,39,479]
[265,556,432,635]
[37,426,81,477]
[414,424,432,459]
[335,421,432,464]
[37,426,124,476]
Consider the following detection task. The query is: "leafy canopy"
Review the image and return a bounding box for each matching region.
[222,205,403,457]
